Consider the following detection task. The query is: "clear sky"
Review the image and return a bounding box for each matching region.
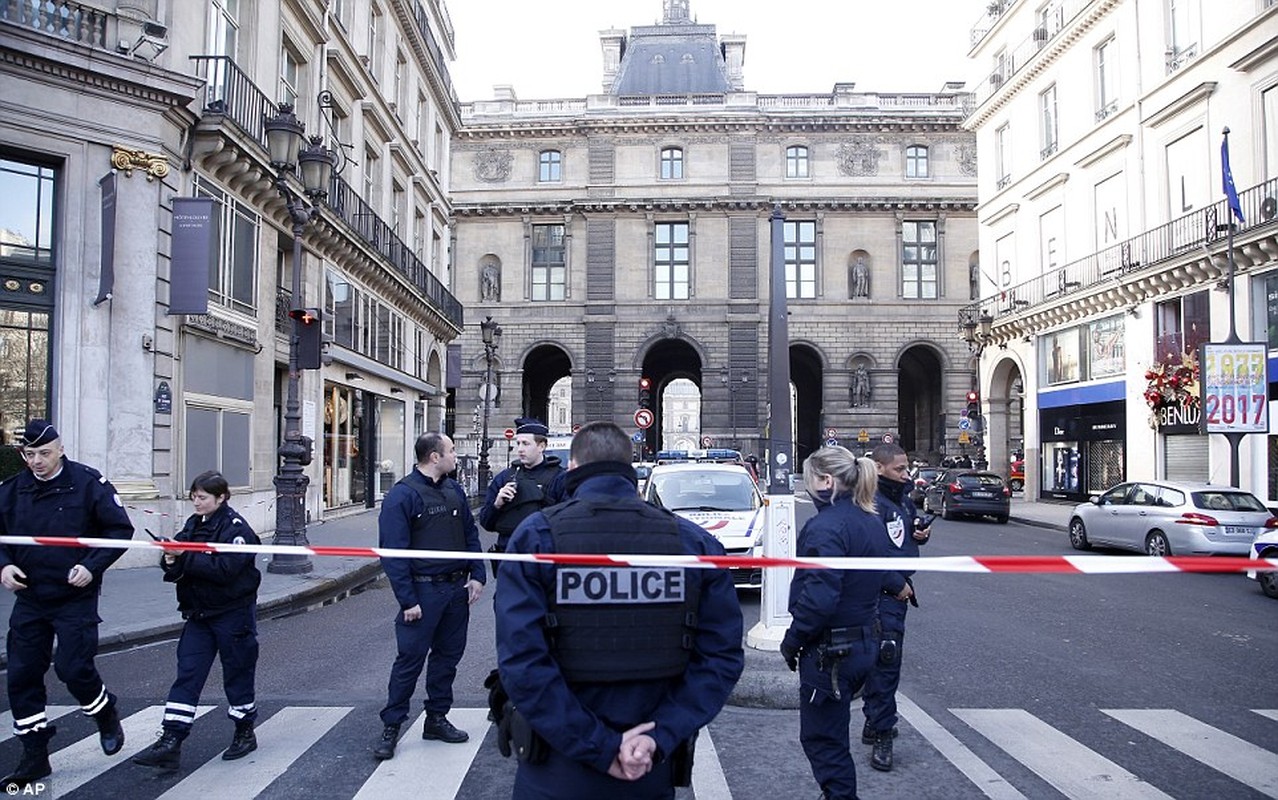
[447,0,985,102]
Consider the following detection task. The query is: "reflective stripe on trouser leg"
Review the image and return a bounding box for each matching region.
[81,685,110,716]
[228,703,256,721]
[12,712,48,737]
[163,702,199,729]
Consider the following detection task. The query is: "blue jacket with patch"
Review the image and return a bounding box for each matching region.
[162,502,261,620]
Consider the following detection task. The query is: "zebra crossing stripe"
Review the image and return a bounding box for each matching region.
[0,707,77,744]
[895,694,1026,800]
[1103,709,1278,798]
[1255,710,1278,723]
[53,704,215,796]
[157,706,352,799]
[954,708,1173,799]
[690,728,731,800]
[354,708,490,799]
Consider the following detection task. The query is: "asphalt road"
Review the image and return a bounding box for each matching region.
[3,510,1276,799]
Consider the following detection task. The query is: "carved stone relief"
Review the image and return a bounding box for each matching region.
[956,142,978,177]
[836,141,881,177]
[473,148,513,183]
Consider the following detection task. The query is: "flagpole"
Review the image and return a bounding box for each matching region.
[1223,127,1239,346]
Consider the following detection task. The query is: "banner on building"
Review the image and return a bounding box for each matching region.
[168,197,217,315]
[446,343,462,389]
[94,172,116,307]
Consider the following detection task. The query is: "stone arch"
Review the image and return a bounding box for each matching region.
[790,342,825,467]
[896,342,948,457]
[987,352,1028,490]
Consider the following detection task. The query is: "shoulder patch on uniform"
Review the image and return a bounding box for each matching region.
[232,535,246,545]
[99,476,108,484]
[113,493,123,507]
[232,518,242,524]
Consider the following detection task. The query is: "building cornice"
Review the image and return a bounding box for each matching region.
[1142,82,1218,128]
[453,196,977,217]
[1073,134,1132,169]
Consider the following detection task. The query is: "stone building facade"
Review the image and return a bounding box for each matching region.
[450,2,979,468]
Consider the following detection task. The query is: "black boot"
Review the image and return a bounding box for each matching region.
[132,730,183,771]
[373,724,400,761]
[1,727,54,790]
[93,699,125,756]
[222,720,257,761]
[422,713,468,744]
[860,720,898,745]
[871,731,894,772]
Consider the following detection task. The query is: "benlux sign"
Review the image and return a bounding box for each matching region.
[1156,402,1200,429]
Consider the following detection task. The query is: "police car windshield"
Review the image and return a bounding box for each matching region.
[652,471,757,512]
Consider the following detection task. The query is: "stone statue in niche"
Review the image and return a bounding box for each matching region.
[851,255,870,298]
[851,365,871,407]
[969,259,981,300]
[480,259,500,302]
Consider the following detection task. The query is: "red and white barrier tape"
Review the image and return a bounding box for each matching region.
[0,536,1275,575]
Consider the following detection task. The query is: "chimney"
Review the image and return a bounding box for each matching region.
[600,29,626,92]
[721,34,746,91]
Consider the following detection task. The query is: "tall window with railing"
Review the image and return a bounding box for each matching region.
[206,0,239,103]
[195,177,258,316]
[280,42,300,108]
[1094,36,1117,121]
[1039,84,1058,159]
[1166,0,1198,72]
[996,123,1011,188]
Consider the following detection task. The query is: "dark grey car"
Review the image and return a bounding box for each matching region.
[922,470,1011,523]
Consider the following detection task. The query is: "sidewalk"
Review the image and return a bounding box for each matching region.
[1008,495,1076,531]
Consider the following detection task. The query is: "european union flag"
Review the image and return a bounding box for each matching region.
[1222,131,1245,223]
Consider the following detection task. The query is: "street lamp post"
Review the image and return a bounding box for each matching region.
[960,311,995,469]
[477,316,502,490]
[263,103,336,575]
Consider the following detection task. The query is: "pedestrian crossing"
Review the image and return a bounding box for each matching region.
[0,701,1273,798]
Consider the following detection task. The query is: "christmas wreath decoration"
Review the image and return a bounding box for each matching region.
[1143,349,1199,425]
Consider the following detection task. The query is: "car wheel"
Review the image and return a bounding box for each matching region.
[941,497,956,521]
[1009,479,1023,491]
[1145,530,1172,557]
[995,514,1009,524]
[1068,518,1091,551]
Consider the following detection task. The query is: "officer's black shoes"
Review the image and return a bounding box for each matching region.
[422,714,469,744]
[373,724,400,760]
[860,721,898,745]
[2,727,55,791]
[222,721,257,761]
[870,732,894,772]
[132,731,184,771]
[93,702,125,756]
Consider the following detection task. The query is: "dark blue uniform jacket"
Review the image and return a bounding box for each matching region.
[478,456,566,534]
[0,458,133,603]
[785,495,905,648]
[161,503,261,620]
[379,468,485,610]
[495,473,745,773]
[875,476,928,579]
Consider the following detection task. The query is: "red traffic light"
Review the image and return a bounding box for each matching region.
[966,390,979,403]
[639,376,652,390]
[289,308,320,325]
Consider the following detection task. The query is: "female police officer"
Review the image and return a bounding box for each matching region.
[132,470,261,770]
[780,446,912,800]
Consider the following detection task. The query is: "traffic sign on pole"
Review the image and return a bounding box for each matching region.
[882,433,895,444]
[632,431,644,443]
[503,428,515,440]
[825,437,837,447]
[857,429,870,443]
[634,408,654,429]
[701,435,713,447]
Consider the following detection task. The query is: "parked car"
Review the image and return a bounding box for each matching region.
[1009,458,1025,491]
[643,461,765,589]
[1247,528,1278,598]
[1067,481,1277,556]
[921,470,1011,523]
[908,465,944,503]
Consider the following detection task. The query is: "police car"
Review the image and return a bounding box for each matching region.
[643,456,765,589]
[1248,528,1278,599]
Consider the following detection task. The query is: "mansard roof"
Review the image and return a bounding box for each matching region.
[611,23,730,95]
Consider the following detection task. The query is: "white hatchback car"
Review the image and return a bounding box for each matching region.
[1248,529,1278,599]
[643,462,764,589]
[1068,481,1276,556]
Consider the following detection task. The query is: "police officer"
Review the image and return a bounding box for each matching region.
[494,421,744,799]
[374,433,485,760]
[781,446,911,800]
[861,443,931,772]
[0,420,132,790]
[479,418,566,556]
[132,470,262,771]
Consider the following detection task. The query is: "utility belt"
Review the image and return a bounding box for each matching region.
[811,624,877,700]
[411,570,467,584]
[484,668,697,786]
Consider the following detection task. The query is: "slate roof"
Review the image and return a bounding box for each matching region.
[611,23,730,95]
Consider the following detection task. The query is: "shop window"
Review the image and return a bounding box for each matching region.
[1155,291,1208,363]
[376,396,405,497]
[324,383,366,507]
[1043,443,1080,493]
[1042,328,1081,385]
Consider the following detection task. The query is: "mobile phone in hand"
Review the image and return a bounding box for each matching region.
[916,514,936,530]
[145,528,170,542]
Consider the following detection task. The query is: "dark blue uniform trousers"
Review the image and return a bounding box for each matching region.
[162,604,259,734]
[380,580,469,726]
[799,634,877,800]
[7,594,111,735]
[862,595,908,733]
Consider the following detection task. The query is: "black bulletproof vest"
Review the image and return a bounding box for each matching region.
[543,497,696,683]
[492,467,547,536]
[402,477,467,570]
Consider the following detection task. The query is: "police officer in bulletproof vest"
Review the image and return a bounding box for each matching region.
[0,420,133,791]
[860,443,930,772]
[373,433,486,761]
[494,421,744,800]
[782,446,911,800]
[478,418,565,556]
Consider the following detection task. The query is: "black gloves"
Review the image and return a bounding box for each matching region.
[780,637,800,672]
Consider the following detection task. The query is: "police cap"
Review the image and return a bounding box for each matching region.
[21,419,59,448]
[515,417,549,437]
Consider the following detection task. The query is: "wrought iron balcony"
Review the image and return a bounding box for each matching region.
[189,55,275,151]
[961,177,1278,328]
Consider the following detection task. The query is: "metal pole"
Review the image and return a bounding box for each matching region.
[478,344,493,490]
[1222,127,1242,487]
[269,199,313,574]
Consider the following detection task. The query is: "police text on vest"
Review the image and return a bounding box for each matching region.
[557,568,685,604]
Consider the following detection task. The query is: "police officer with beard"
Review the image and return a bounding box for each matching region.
[782,446,911,800]
[861,443,931,772]
[479,418,566,557]
[494,421,744,800]
[373,433,485,761]
[0,420,132,791]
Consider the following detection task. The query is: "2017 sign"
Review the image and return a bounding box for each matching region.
[1200,343,1269,434]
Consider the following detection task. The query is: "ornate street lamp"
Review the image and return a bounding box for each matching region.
[263,103,337,575]
[477,316,502,490]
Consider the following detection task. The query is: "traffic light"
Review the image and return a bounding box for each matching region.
[966,390,980,418]
[638,376,652,408]
[293,307,323,369]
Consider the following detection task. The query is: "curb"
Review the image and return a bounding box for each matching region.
[1011,515,1070,532]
